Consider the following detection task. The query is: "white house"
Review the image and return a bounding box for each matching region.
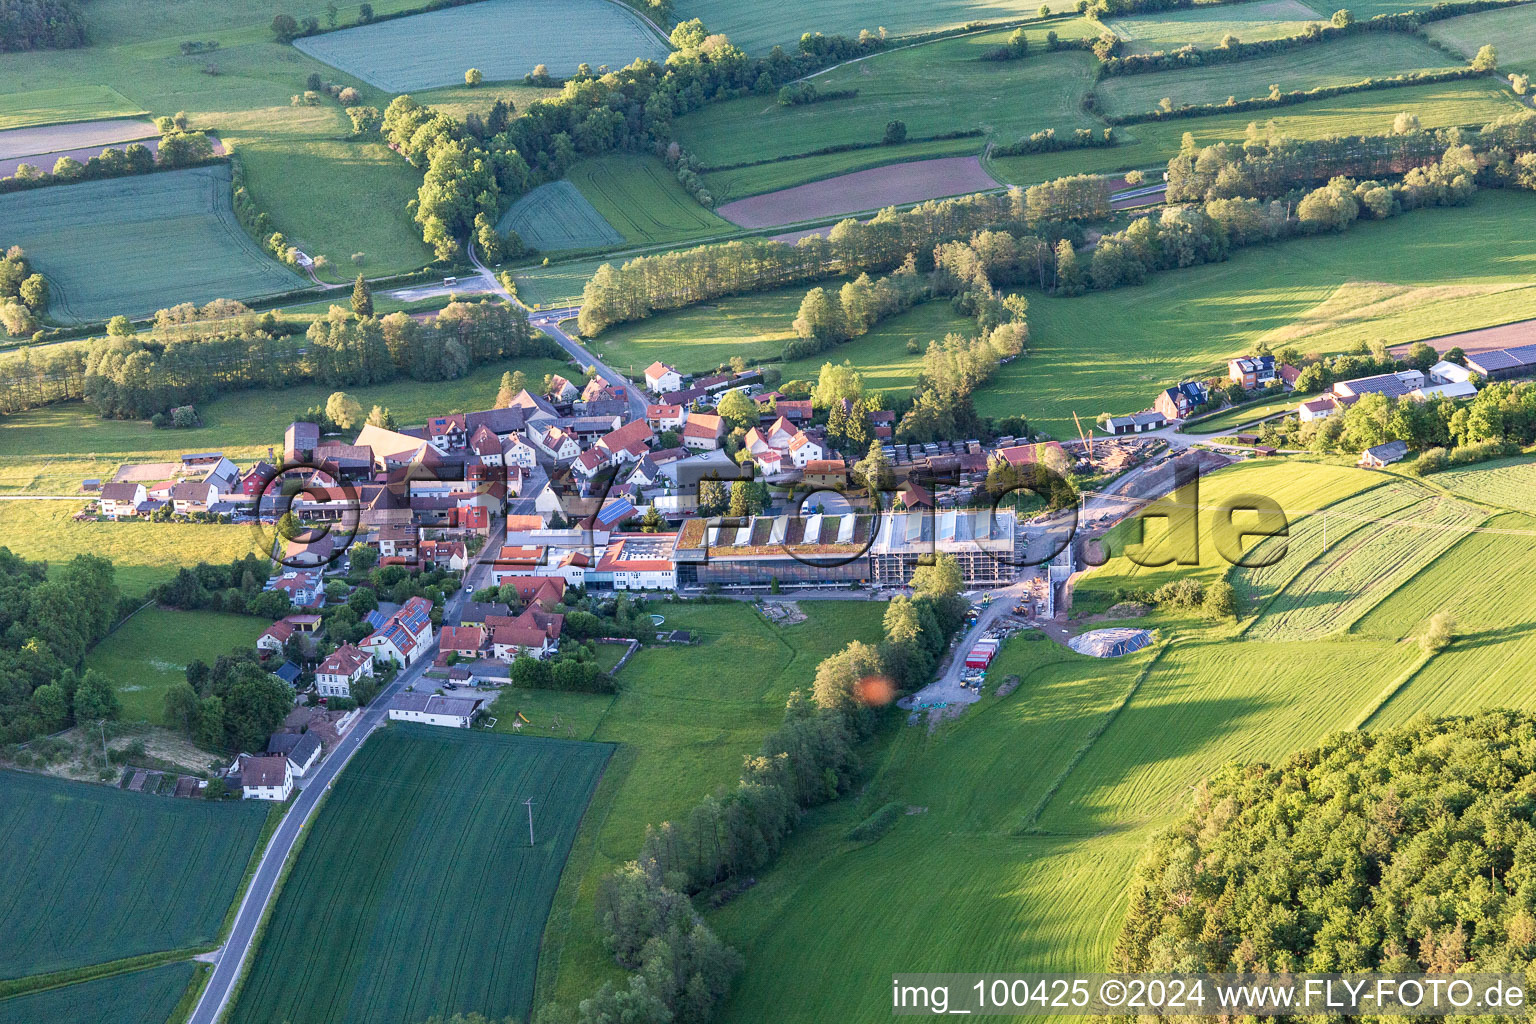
[1298,395,1343,422]
[502,434,538,471]
[239,754,293,800]
[99,482,147,518]
[644,361,683,394]
[530,424,581,461]
[787,431,825,468]
[594,533,678,590]
[681,414,725,451]
[573,446,610,480]
[646,403,686,431]
[388,692,483,728]
[170,479,221,514]
[315,643,373,698]
[359,597,434,667]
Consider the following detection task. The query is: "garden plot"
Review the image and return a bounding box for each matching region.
[293,0,670,92]
[1243,492,1484,640]
[497,180,626,251]
[0,164,303,323]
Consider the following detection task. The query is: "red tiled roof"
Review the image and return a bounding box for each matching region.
[318,643,370,676]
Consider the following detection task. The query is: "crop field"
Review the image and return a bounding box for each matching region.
[1428,455,1536,513]
[715,156,1001,226]
[1352,510,1536,723]
[582,287,974,386]
[497,181,627,252]
[567,154,734,245]
[0,770,265,978]
[0,962,195,1024]
[0,86,145,131]
[0,165,304,323]
[232,726,611,1024]
[976,190,1536,434]
[0,117,156,161]
[678,0,1090,52]
[1093,33,1458,118]
[1106,0,1323,52]
[1427,2,1536,73]
[87,610,269,725]
[1243,493,1484,640]
[293,0,669,91]
[988,77,1523,184]
[544,600,890,1003]
[678,24,1098,199]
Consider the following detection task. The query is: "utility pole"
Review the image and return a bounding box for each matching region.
[525,797,535,847]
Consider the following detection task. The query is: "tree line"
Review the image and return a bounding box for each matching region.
[1071,143,1505,294]
[536,560,968,1024]
[1,130,217,195]
[379,21,891,259]
[74,298,556,421]
[1111,712,1536,984]
[0,246,49,339]
[0,0,84,50]
[1167,110,1536,201]
[0,550,123,747]
[578,184,1106,335]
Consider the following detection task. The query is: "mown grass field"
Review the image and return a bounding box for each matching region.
[988,76,1523,183]
[1106,0,1323,52]
[0,961,195,1024]
[677,0,1085,53]
[498,181,627,252]
[88,610,269,725]
[582,287,974,389]
[0,0,435,280]
[1182,395,1297,433]
[976,189,1536,434]
[512,255,617,308]
[568,154,735,246]
[1426,2,1536,74]
[294,0,668,91]
[536,600,891,1005]
[1094,32,1458,118]
[0,85,145,131]
[0,165,304,323]
[0,770,265,979]
[232,726,610,1024]
[676,20,1099,198]
[1427,454,1536,514]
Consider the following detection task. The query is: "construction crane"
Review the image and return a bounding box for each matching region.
[1071,411,1095,460]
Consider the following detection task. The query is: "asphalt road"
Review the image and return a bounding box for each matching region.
[187,522,504,1024]
[464,243,648,423]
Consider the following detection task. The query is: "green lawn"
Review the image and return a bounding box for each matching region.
[1426,1,1536,75]
[231,726,610,1024]
[0,0,433,281]
[0,770,266,979]
[975,189,1536,434]
[0,85,146,131]
[568,154,735,246]
[539,600,891,1005]
[1094,33,1459,118]
[0,962,195,1024]
[1106,0,1323,53]
[580,287,975,389]
[512,255,620,309]
[676,20,1099,195]
[0,166,306,323]
[88,609,269,725]
[988,76,1524,184]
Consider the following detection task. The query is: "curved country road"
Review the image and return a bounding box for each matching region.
[187,521,504,1024]
[465,242,648,423]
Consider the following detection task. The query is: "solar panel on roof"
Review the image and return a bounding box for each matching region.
[1470,350,1522,372]
[1500,343,1536,365]
[596,498,635,526]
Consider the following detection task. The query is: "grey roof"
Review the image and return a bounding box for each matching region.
[391,692,482,718]
[1363,440,1409,462]
[465,407,527,435]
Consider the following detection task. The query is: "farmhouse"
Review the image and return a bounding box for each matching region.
[1153,381,1208,420]
[99,482,147,518]
[265,732,322,776]
[1298,394,1344,422]
[315,643,373,699]
[388,692,484,728]
[238,754,294,800]
[1358,440,1409,469]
